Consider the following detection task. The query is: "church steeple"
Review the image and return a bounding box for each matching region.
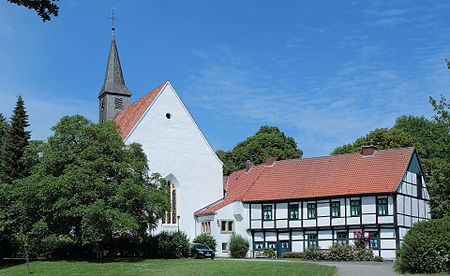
[99,16,132,123]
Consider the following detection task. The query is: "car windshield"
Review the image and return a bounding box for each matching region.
[195,244,210,250]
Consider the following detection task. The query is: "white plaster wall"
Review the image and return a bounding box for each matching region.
[362,197,376,213]
[276,203,288,219]
[206,202,251,257]
[126,83,223,239]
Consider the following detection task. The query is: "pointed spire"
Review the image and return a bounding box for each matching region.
[98,27,131,97]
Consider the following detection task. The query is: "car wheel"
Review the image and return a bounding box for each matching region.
[211,256,215,260]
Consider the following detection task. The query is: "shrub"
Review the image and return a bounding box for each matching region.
[229,234,249,258]
[395,217,450,274]
[352,247,374,261]
[157,231,189,259]
[372,256,384,262]
[260,248,276,258]
[282,251,304,259]
[327,243,353,261]
[353,231,371,249]
[304,247,327,260]
[192,233,217,252]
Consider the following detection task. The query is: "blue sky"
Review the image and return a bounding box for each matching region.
[0,1,449,157]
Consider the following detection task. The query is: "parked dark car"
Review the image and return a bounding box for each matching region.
[190,243,215,259]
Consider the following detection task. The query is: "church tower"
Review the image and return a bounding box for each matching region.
[98,26,131,123]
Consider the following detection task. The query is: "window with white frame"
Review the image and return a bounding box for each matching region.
[201,221,211,234]
[220,220,234,234]
[222,242,228,253]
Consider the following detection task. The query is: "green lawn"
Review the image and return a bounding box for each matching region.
[0,258,336,276]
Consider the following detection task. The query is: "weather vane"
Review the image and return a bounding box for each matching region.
[109,7,116,31]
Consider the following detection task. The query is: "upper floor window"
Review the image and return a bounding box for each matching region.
[331,201,340,218]
[201,221,211,234]
[307,203,317,219]
[350,199,361,217]
[307,234,318,248]
[377,197,388,216]
[162,182,177,225]
[263,205,272,221]
[417,173,423,199]
[288,204,299,220]
[220,220,234,234]
[100,99,105,111]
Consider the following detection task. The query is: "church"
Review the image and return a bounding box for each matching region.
[98,28,431,259]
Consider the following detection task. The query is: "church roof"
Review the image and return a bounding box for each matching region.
[196,147,414,216]
[99,31,132,97]
[114,81,167,140]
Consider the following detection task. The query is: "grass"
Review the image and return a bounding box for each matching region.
[0,258,336,276]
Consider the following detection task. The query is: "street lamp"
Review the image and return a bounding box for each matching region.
[177,215,181,232]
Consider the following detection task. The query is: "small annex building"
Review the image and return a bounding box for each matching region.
[195,147,431,259]
[96,27,430,259]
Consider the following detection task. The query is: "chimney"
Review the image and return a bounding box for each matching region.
[265,156,277,166]
[245,160,253,172]
[361,142,377,156]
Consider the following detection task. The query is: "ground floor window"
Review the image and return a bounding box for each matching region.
[368,232,380,250]
[201,221,211,234]
[307,234,318,248]
[222,242,228,253]
[336,232,348,245]
[254,242,264,251]
[266,241,276,250]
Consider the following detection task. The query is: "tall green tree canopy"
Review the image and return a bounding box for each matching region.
[0,114,9,184]
[332,96,450,219]
[217,126,303,175]
[7,0,59,21]
[427,95,450,218]
[2,115,169,257]
[2,96,31,184]
[332,127,424,156]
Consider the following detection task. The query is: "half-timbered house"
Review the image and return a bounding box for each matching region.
[195,146,430,259]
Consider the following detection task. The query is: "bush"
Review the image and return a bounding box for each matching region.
[327,244,353,261]
[372,256,384,262]
[304,247,327,260]
[157,231,189,259]
[260,248,276,258]
[229,234,249,258]
[395,217,450,274]
[282,251,304,259]
[192,233,217,252]
[352,247,374,261]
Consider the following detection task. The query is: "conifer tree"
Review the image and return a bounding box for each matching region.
[0,114,10,183]
[3,96,31,183]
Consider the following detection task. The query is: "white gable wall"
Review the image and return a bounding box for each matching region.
[125,83,223,239]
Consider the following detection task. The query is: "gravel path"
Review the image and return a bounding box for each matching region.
[216,258,398,276]
[307,261,398,276]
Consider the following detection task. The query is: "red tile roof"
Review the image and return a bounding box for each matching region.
[114,81,167,140]
[196,148,414,216]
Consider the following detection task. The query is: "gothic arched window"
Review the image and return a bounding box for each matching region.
[162,182,177,225]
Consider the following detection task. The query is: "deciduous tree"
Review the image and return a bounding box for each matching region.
[217,126,302,175]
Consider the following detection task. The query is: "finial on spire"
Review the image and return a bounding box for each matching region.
[109,7,116,33]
